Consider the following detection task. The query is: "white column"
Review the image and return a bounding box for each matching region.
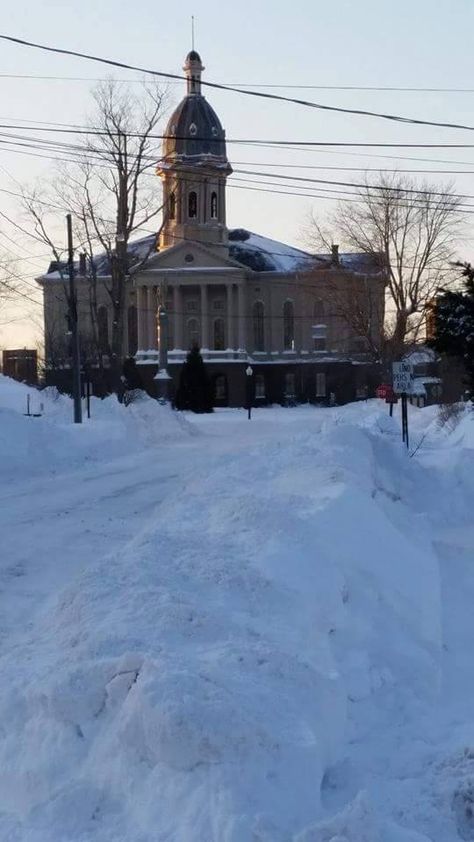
[226,283,234,350]
[237,283,246,352]
[201,284,209,351]
[173,285,182,349]
[137,286,147,353]
[148,286,158,352]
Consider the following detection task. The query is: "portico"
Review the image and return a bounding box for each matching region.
[134,271,248,363]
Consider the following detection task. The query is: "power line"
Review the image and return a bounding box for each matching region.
[2,74,474,93]
[2,34,474,134]
[4,118,474,149]
[5,125,474,172]
[0,127,473,203]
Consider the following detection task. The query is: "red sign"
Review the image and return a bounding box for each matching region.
[376,384,397,403]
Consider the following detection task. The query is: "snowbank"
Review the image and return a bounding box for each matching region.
[0,375,192,479]
[0,403,443,841]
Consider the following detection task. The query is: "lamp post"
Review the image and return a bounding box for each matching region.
[154,305,172,403]
[245,365,253,420]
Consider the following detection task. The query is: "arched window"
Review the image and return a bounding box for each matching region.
[253,301,265,351]
[169,191,176,220]
[97,305,109,354]
[313,298,325,320]
[128,305,137,356]
[213,318,225,351]
[283,300,294,350]
[188,191,197,219]
[210,191,218,219]
[187,318,200,349]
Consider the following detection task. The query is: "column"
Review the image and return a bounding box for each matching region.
[137,286,147,353]
[201,284,209,351]
[226,283,234,350]
[148,286,158,353]
[173,285,182,349]
[237,283,246,352]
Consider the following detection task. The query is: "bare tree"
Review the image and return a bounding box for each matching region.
[326,275,385,361]
[305,173,464,358]
[22,79,167,394]
[0,256,22,322]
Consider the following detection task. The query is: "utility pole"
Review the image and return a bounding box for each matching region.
[66,214,82,424]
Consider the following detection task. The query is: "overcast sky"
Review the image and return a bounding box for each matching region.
[1,0,474,347]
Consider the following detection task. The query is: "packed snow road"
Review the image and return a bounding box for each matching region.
[0,376,473,841]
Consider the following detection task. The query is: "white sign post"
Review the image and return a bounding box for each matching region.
[392,361,413,449]
[392,361,413,395]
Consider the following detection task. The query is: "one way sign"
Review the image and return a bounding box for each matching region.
[392,361,413,394]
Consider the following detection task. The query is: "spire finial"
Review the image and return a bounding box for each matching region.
[191,16,195,51]
[183,43,204,95]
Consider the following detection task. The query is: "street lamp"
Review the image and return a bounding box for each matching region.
[245,365,253,420]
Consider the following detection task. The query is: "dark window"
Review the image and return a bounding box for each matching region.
[169,191,176,220]
[253,300,265,351]
[316,372,326,397]
[213,317,225,351]
[211,191,218,219]
[127,305,137,356]
[188,191,197,218]
[187,318,200,349]
[214,374,227,402]
[283,300,294,350]
[255,374,266,399]
[312,324,327,352]
[97,306,109,353]
[284,372,296,397]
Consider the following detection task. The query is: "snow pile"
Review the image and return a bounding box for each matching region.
[0,405,443,840]
[0,375,192,479]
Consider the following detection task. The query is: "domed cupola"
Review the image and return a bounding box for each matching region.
[157,51,232,251]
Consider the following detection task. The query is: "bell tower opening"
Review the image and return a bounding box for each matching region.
[157,50,232,251]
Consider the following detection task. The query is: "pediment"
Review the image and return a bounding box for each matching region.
[133,239,246,272]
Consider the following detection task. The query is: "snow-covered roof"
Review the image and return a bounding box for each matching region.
[411,376,442,395]
[39,234,157,282]
[228,229,318,273]
[403,347,437,366]
[38,229,386,281]
[228,230,386,275]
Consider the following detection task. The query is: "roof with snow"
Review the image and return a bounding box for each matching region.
[228,229,318,273]
[38,230,386,281]
[227,229,386,275]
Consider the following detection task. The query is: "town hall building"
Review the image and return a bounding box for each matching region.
[39,50,387,407]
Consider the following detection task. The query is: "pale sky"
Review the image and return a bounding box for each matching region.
[1,0,474,348]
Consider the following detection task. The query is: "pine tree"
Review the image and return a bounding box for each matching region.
[122,356,144,391]
[428,263,474,393]
[175,346,214,413]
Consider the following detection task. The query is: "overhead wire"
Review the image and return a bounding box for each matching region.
[2,34,474,134]
[2,74,474,93]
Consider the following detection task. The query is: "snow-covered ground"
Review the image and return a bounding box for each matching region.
[0,375,473,841]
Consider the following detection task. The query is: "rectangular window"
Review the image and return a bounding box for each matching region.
[255,374,266,399]
[312,324,327,352]
[285,372,296,397]
[212,299,225,311]
[186,299,198,313]
[316,372,326,398]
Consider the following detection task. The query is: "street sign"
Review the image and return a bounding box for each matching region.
[392,361,413,395]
